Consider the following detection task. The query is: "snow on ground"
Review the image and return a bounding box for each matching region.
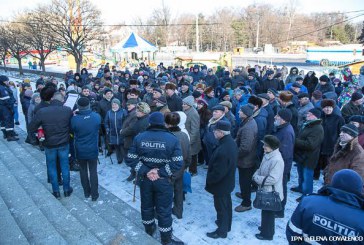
[6,70,325,245]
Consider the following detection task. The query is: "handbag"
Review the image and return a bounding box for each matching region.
[253,175,282,211]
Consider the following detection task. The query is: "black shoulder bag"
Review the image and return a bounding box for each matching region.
[253,175,282,211]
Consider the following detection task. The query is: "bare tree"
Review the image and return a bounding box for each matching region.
[0,28,10,72]
[0,22,30,75]
[20,6,59,72]
[45,0,104,72]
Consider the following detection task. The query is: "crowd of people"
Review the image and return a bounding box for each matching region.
[0,62,364,244]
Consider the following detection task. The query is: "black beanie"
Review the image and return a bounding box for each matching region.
[308,108,322,119]
[77,97,90,110]
[277,108,292,122]
[341,124,359,138]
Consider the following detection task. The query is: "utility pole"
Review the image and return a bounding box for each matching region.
[255,20,260,48]
[196,15,200,52]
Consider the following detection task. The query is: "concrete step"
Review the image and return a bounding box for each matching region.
[0,159,67,245]
[0,140,102,245]
[12,132,159,245]
[0,194,29,245]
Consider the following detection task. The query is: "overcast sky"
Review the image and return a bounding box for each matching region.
[0,0,363,24]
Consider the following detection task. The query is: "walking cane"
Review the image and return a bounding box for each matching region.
[109,155,114,165]
[133,171,138,202]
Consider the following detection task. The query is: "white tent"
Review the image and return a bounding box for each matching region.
[111,32,157,53]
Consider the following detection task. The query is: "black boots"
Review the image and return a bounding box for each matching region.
[6,130,19,141]
[161,237,184,245]
[145,223,156,236]
[64,187,73,197]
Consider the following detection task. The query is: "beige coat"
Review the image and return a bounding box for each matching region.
[253,149,284,201]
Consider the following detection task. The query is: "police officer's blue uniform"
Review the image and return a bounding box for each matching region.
[125,112,183,245]
[0,75,18,141]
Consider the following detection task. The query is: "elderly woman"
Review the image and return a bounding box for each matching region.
[253,135,284,241]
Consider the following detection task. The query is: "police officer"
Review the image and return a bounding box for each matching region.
[286,169,364,243]
[0,75,18,141]
[125,112,184,245]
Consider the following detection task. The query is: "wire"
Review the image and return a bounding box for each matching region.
[272,13,364,45]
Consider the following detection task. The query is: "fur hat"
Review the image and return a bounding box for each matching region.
[165,82,176,90]
[219,101,232,109]
[204,86,214,95]
[77,97,90,110]
[195,83,206,90]
[341,124,359,138]
[136,102,151,114]
[279,91,293,102]
[321,99,336,108]
[149,112,165,126]
[129,88,140,96]
[103,88,113,95]
[248,95,263,108]
[261,135,280,150]
[153,88,163,95]
[182,96,195,107]
[319,75,329,83]
[277,108,292,122]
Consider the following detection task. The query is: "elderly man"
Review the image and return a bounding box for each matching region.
[205,120,238,239]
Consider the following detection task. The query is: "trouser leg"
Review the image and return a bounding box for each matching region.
[261,210,275,238]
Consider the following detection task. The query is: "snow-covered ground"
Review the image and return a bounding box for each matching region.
[7,71,325,245]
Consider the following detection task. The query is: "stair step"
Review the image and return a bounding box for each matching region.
[13,134,159,245]
[0,159,67,244]
[0,194,29,245]
[0,140,102,245]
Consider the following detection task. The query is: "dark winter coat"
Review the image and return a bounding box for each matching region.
[204,95,219,110]
[189,71,204,83]
[324,138,364,185]
[297,102,314,130]
[184,107,201,155]
[286,186,364,244]
[205,134,238,196]
[167,93,183,112]
[29,100,73,148]
[341,101,364,123]
[122,114,150,148]
[286,103,299,135]
[169,127,191,179]
[98,97,112,121]
[203,116,229,159]
[120,109,138,149]
[303,72,318,96]
[284,67,299,85]
[235,117,258,169]
[269,99,280,115]
[71,109,101,160]
[231,75,244,89]
[125,125,183,178]
[294,119,324,169]
[104,109,127,145]
[253,108,268,142]
[263,104,275,134]
[256,78,283,94]
[315,83,335,95]
[205,74,219,88]
[320,113,345,156]
[273,123,295,175]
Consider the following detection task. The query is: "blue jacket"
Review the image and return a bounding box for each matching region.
[104,109,127,145]
[125,125,183,178]
[273,123,295,174]
[286,187,364,244]
[71,109,101,160]
[0,84,15,108]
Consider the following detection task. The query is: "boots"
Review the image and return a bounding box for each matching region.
[161,236,184,245]
[145,223,156,237]
[1,129,6,139]
[6,131,19,141]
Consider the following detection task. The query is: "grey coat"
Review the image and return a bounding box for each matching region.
[235,117,258,168]
[253,149,285,201]
[184,107,202,155]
